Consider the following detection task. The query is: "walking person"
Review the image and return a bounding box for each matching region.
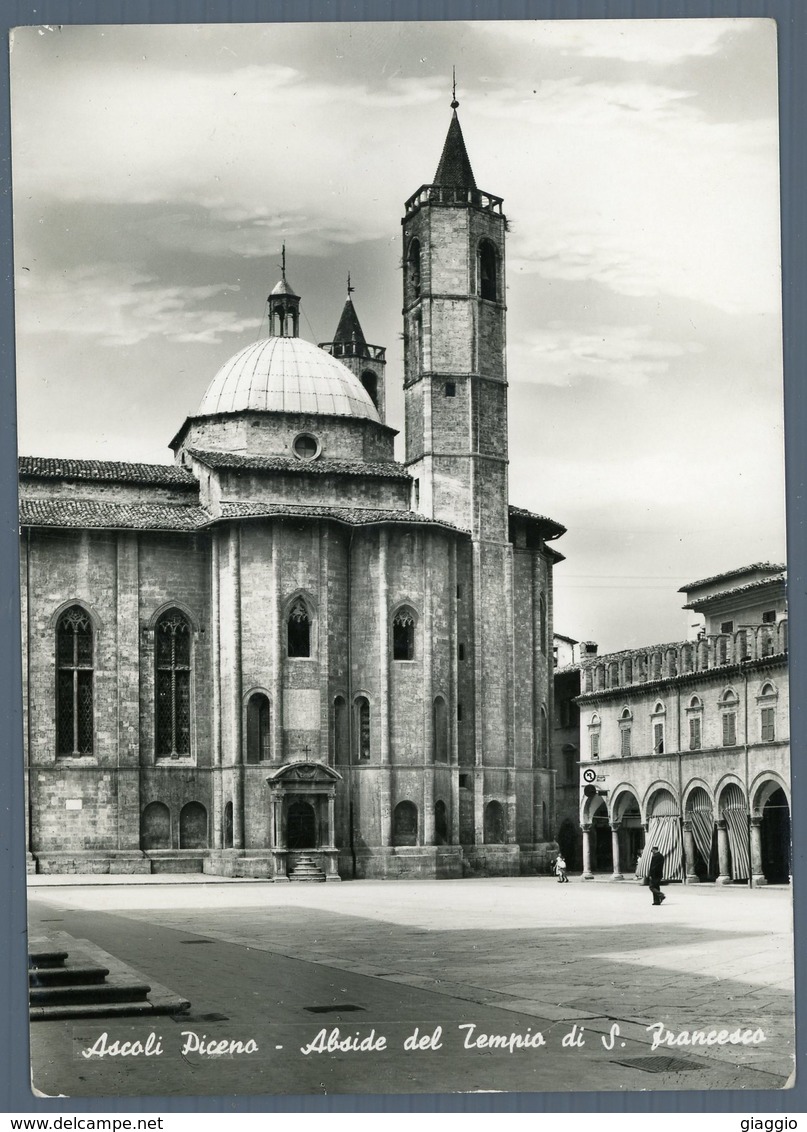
[554,852,569,883]
[648,846,666,906]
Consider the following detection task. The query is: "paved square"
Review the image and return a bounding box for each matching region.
[27,876,794,1098]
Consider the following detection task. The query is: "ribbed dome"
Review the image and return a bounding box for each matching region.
[196,337,381,422]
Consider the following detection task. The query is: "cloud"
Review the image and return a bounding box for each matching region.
[508,323,703,388]
[481,18,748,66]
[15,265,252,346]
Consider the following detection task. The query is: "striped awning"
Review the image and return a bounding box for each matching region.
[686,790,714,868]
[721,784,750,880]
[636,793,684,881]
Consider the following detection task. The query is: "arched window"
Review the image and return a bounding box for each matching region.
[434,799,448,845]
[589,712,601,759]
[361,370,379,410]
[392,606,416,660]
[478,240,498,301]
[539,705,549,766]
[56,605,94,756]
[287,599,311,658]
[758,681,777,743]
[652,701,666,754]
[433,696,448,762]
[721,688,739,747]
[179,802,208,849]
[155,609,192,757]
[484,800,505,844]
[688,695,703,750]
[393,801,418,846]
[619,707,632,757]
[246,693,271,763]
[140,801,170,850]
[355,696,370,761]
[407,238,421,301]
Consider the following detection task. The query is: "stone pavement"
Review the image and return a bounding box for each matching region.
[26,876,794,1099]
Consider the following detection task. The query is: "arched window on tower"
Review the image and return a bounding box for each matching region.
[361,370,379,410]
[407,238,421,301]
[56,605,94,757]
[155,609,192,758]
[245,692,271,763]
[478,240,498,301]
[287,599,311,658]
[392,606,416,660]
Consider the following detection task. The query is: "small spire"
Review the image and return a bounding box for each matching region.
[281,243,286,280]
[451,65,459,110]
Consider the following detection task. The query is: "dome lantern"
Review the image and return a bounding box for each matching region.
[268,244,300,338]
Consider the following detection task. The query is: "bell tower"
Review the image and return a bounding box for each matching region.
[402,94,508,539]
[402,91,516,835]
[320,275,388,422]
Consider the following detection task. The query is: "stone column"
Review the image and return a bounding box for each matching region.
[271,527,283,763]
[422,538,434,846]
[327,791,336,850]
[750,816,767,887]
[230,527,244,850]
[582,824,594,879]
[378,528,392,847]
[610,823,623,880]
[716,820,732,884]
[683,820,699,883]
[211,532,223,849]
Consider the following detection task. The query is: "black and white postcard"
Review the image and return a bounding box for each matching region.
[10,18,794,1099]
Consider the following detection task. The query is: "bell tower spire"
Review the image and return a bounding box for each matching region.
[319,274,388,421]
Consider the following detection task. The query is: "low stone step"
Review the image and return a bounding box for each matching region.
[28,948,68,970]
[31,1000,185,1022]
[29,963,109,987]
[30,981,152,1007]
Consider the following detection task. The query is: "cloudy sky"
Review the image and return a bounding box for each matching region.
[9,19,785,651]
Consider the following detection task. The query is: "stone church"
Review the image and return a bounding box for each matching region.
[19,102,566,879]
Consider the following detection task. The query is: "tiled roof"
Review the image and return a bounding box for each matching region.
[683,575,786,611]
[217,501,465,531]
[678,562,786,592]
[186,448,410,481]
[20,498,466,535]
[579,641,688,665]
[18,456,196,487]
[20,499,208,532]
[509,505,567,539]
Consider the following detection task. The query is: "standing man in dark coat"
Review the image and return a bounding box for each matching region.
[648,847,666,906]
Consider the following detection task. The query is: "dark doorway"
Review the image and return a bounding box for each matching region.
[592,804,613,873]
[287,801,317,849]
[618,801,644,875]
[762,788,790,884]
[557,819,580,871]
[435,800,448,845]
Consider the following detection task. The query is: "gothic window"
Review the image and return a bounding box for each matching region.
[287,599,311,658]
[433,696,448,762]
[246,693,271,763]
[392,606,416,660]
[478,240,498,301]
[355,696,370,761]
[407,238,421,301]
[393,801,418,846]
[540,705,549,766]
[56,605,94,757]
[539,595,548,655]
[155,609,192,757]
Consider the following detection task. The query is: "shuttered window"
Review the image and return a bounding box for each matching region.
[722,712,737,747]
[761,707,775,742]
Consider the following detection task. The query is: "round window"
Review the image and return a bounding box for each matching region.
[292,433,320,461]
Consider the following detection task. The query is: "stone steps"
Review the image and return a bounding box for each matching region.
[29,934,190,1022]
[287,853,326,882]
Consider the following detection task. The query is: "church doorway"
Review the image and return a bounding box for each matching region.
[287,801,317,849]
[761,787,790,884]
